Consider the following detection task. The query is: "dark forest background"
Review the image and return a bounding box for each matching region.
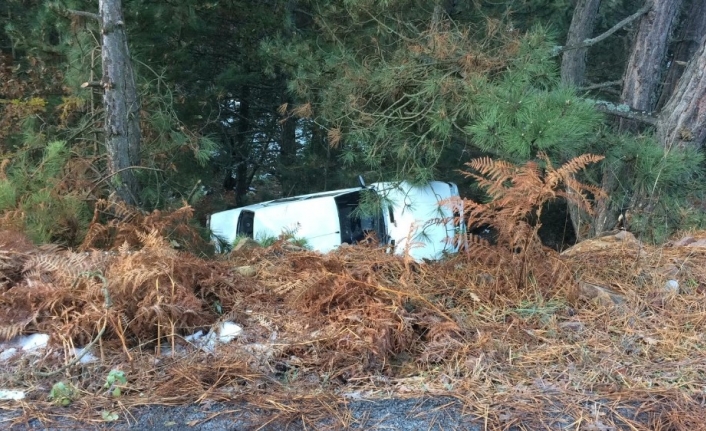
[2,0,706,247]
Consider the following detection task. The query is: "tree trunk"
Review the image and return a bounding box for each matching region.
[655,0,706,110]
[311,122,332,191]
[620,0,683,114]
[592,0,682,236]
[227,85,253,207]
[561,0,602,240]
[278,83,299,195]
[657,35,706,150]
[561,0,602,87]
[100,0,141,205]
[278,3,300,196]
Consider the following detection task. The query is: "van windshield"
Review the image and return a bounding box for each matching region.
[335,190,387,245]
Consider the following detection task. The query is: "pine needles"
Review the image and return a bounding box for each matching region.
[1,219,706,429]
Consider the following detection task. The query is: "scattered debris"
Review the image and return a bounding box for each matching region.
[19,333,49,351]
[233,237,261,252]
[670,236,696,247]
[72,347,98,364]
[664,279,680,294]
[686,238,706,248]
[0,333,49,359]
[0,389,25,400]
[198,322,243,352]
[234,265,257,277]
[559,321,585,332]
[560,230,642,257]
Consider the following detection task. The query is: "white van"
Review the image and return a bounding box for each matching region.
[208,181,462,261]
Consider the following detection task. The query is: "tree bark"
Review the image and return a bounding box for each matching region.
[278,97,298,195]
[556,1,653,53]
[620,0,683,114]
[561,0,602,87]
[233,86,252,207]
[100,0,141,205]
[657,35,706,150]
[559,0,658,240]
[592,0,683,236]
[655,0,706,110]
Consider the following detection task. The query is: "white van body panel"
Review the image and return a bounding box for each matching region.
[209,208,243,248]
[375,181,460,261]
[209,181,461,260]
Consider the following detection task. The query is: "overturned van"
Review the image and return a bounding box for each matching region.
[208,181,462,261]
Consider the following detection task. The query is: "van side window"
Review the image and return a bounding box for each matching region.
[237,210,255,238]
[335,192,360,244]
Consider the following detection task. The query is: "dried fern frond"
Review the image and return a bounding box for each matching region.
[81,200,206,253]
[544,152,604,179]
[459,154,603,289]
[22,249,109,287]
[0,306,37,341]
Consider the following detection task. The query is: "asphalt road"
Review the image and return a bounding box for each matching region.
[1,397,484,430]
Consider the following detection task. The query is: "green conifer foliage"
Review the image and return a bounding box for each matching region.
[0,141,92,245]
[125,0,312,202]
[0,0,219,244]
[269,6,602,183]
[595,132,706,241]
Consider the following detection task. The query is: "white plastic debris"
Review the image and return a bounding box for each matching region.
[664,279,680,294]
[184,330,204,343]
[215,322,243,343]
[0,389,25,400]
[72,347,98,364]
[200,322,243,352]
[0,333,49,359]
[1,334,101,365]
[156,347,175,357]
[0,348,18,362]
[19,333,49,351]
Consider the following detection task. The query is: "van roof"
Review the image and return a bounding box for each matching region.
[259,187,362,207]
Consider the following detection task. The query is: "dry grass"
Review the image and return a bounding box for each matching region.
[1,211,706,428]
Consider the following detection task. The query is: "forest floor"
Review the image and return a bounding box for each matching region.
[1,222,706,430]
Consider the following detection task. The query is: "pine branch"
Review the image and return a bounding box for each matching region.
[50,3,100,22]
[579,80,623,92]
[66,9,100,21]
[591,100,658,125]
[554,1,653,54]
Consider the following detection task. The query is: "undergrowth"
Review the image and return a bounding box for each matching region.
[0,155,705,429]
